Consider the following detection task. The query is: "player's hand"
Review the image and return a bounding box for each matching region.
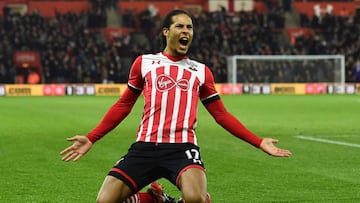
[60,135,93,161]
[260,138,291,157]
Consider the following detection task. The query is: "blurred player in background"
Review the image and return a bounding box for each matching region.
[60,9,291,203]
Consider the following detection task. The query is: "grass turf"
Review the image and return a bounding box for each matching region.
[0,95,359,202]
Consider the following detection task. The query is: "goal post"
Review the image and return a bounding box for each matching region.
[227,55,345,91]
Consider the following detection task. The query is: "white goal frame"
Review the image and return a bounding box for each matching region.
[227,54,345,86]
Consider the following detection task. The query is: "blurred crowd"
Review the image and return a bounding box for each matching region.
[0,0,360,84]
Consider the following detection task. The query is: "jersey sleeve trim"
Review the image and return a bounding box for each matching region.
[128,83,142,94]
[201,93,220,105]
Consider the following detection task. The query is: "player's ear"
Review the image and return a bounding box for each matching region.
[162,27,169,37]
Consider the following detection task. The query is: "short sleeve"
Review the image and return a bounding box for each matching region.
[200,66,219,104]
[128,55,144,91]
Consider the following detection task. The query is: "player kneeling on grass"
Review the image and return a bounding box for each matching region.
[60,9,291,203]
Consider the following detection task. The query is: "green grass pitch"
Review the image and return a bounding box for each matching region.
[1,95,359,202]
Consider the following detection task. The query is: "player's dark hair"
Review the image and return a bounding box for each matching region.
[161,9,194,49]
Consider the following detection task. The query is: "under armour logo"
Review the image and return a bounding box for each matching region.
[155,74,189,92]
[188,61,197,71]
[189,66,197,71]
[152,60,160,65]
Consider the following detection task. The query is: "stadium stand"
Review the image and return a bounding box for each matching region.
[0,0,359,84]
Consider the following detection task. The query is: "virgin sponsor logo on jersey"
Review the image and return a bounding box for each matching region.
[155,74,189,92]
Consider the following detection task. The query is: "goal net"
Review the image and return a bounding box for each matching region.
[227,55,345,86]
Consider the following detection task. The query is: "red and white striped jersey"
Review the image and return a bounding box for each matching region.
[128,52,218,145]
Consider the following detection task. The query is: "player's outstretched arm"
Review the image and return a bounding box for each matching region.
[260,138,291,157]
[204,99,291,157]
[60,135,93,161]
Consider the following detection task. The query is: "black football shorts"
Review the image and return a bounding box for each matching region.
[108,141,205,193]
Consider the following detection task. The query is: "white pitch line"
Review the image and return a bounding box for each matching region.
[295,135,360,148]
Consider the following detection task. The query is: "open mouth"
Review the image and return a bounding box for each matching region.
[179,38,189,46]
